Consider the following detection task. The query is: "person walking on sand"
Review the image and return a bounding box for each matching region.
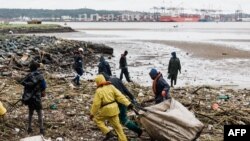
[119,50,132,82]
[101,73,143,137]
[90,74,133,141]
[98,56,112,76]
[21,61,47,135]
[149,68,171,104]
[73,48,84,85]
[168,52,181,87]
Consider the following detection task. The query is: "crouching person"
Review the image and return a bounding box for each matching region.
[149,68,170,104]
[0,101,7,117]
[90,74,133,141]
[21,62,47,135]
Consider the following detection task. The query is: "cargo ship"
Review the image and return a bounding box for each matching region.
[160,8,200,22]
[160,14,200,22]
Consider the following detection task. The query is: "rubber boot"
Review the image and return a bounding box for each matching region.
[138,129,143,137]
[40,128,45,136]
[27,128,33,134]
[103,131,115,141]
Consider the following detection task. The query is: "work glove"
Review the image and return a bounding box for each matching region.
[90,115,94,121]
[132,99,138,104]
[132,99,142,109]
[161,90,168,97]
[167,74,171,79]
[41,91,46,97]
[127,104,134,110]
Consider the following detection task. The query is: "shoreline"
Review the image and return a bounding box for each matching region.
[148,40,250,60]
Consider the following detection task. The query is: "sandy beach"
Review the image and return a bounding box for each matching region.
[149,40,250,59]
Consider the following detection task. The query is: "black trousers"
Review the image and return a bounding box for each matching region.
[170,74,177,87]
[120,68,131,82]
[28,106,44,130]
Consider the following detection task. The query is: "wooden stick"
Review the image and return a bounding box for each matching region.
[195,112,219,122]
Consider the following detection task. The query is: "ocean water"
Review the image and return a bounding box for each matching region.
[34,22,250,88]
[42,22,250,50]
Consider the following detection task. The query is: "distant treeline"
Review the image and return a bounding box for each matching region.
[0,8,249,20]
[0,8,122,18]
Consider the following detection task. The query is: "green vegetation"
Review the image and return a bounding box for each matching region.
[0,23,61,29]
[0,23,74,33]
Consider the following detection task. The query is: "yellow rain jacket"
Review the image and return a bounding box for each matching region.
[91,75,131,117]
[0,101,7,116]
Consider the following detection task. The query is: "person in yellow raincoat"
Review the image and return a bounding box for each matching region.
[0,101,7,116]
[90,74,133,141]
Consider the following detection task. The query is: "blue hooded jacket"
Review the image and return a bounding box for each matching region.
[98,56,112,76]
[149,69,170,104]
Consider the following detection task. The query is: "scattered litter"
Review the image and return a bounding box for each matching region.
[20,135,51,141]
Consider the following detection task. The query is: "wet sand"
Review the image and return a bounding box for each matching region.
[213,39,250,42]
[149,40,250,59]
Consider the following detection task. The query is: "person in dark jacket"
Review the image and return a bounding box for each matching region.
[21,61,47,135]
[149,68,170,104]
[168,52,181,87]
[98,56,112,76]
[101,73,143,137]
[119,50,132,82]
[73,48,84,85]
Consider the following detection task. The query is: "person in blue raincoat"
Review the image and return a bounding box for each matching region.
[149,68,171,104]
[21,61,47,135]
[98,56,112,76]
[73,48,84,85]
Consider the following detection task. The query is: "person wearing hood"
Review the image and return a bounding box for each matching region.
[73,48,84,85]
[90,74,133,141]
[101,73,143,137]
[149,68,170,104]
[98,56,112,76]
[21,61,47,135]
[0,101,7,116]
[119,50,132,82]
[168,52,181,87]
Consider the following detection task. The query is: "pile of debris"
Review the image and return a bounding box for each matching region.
[0,75,249,140]
[0,35,249,141]
[132,84,250,141]
[0,76,151,141]
[0,35,113,76]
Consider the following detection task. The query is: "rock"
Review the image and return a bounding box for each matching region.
[238,121,245,125]
[69,83,76,90]
[1,72,12,76]
[14,128,20,134]
[56,137,64,141]
[20,136,51,141]
[138,92,144,97]
[0,35,113,74]
[208,124,213,131]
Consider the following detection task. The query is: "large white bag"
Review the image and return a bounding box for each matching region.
[139,98,204,141]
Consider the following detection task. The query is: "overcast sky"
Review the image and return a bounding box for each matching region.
[0,0,249,13]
